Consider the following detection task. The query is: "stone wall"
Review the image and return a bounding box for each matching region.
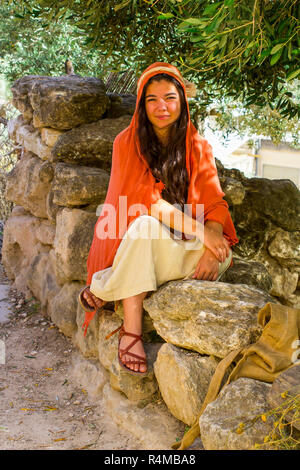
[1,73,299,450]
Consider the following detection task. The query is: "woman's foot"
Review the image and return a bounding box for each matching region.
[119,326,147,374]
[82,286,106,310]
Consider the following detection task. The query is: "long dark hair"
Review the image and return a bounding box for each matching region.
[137,73,189,209]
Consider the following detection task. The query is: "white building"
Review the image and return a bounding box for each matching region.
[205,124,300,188]
[256,139,300,188]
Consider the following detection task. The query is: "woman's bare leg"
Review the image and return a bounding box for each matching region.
[120,291,149,373]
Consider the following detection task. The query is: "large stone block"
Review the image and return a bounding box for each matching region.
[267,228,300,269]
[10,75,46,122]
[233,178,300,259]
[74,301,100,359]
[105,93,136,119]
[7,116,52,160]
[257,249,298,299]
[35,218,56,245]
[1,209,53,295]
[5,154,52,218]
[144,280,276,358]
[51,115,131,169]
[51,162,109,207]
[53,208,97,284]
[102,383,186,450]
[267,365,300,431]
[41,127,64,147]
[26,251,60,312]
[70,353,109,398]
[199,378,273,450]
[48,282,82,338]
[98,311,161,404]
[221,257,273,293]
[154,343,219,425]
[11,74,109,130]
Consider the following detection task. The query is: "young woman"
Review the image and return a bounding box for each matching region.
[78,62,239,376]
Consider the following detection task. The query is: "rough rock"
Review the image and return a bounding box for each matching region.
[199,378,273,450]
[221,257,273,293]
[102,383,186,450]
[285,293,300,309]
[267,229,300,269]
[154,343,219,425]
[38,161,55,184]
[26,251,60,313]
[35,218,56,245]
[53,208,97,284]
[1,209,52,289]
[48,282,82,338]
[257,249,298,299]
[267,365,300,431]
[51,162,110,207]
[144,280,276,358]
[70,353,109,398]
[232,177,300,259]
[46,190,62,223]
[7,116,52,160]
[41,127,64,147]
[10,75,46,121]
[5,154,52,218]
[98,311,161,404]
[74,300,100,360]
[51,116,131,169]
[221,177,246,205]
[12,75,109,130]
[106,93,136,118]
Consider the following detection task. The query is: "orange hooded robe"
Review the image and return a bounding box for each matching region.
[82,62,239,335]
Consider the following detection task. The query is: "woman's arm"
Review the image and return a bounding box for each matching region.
[148,198,202,239]
[148,198,230,262]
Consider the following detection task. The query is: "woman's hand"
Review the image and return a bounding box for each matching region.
[192,248,219,281]
[203,225,230,263]
[82,287,105,309]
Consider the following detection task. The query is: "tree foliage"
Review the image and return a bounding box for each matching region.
[0,1,106,86]
[5,0,299,120]
[0,0,299,145]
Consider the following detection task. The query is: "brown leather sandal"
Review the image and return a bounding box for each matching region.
[78,285,106,312]
[106,325,148,377]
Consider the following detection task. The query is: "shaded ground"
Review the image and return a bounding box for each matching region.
[0,262,141,450]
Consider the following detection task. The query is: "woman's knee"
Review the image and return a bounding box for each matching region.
[127,215,160,240]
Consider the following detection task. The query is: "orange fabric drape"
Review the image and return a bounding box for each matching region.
[82,62,239,335]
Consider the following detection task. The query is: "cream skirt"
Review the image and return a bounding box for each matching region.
[90,215,232,302]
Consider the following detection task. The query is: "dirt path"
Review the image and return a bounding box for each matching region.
[0,262,141,450]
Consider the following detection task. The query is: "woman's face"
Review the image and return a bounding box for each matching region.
[145,79,181,134]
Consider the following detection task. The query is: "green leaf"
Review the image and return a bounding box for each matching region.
[190,36,204,43]
[205,15,222,33]
[177,21,190,30]
[203,2,222,15]
[270,49,283,65]
[245,40,256,50]
[157,13,174,20]
[288,41,292,60]
[114,0,131,12]
[183,18,203,25]
[184,27,203,33]
[286,69,300,81]
[13,12,25,19]
[271,43,285,55]
[259,48,271,59]
[207,40,220,49]
[219,34,227,48]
